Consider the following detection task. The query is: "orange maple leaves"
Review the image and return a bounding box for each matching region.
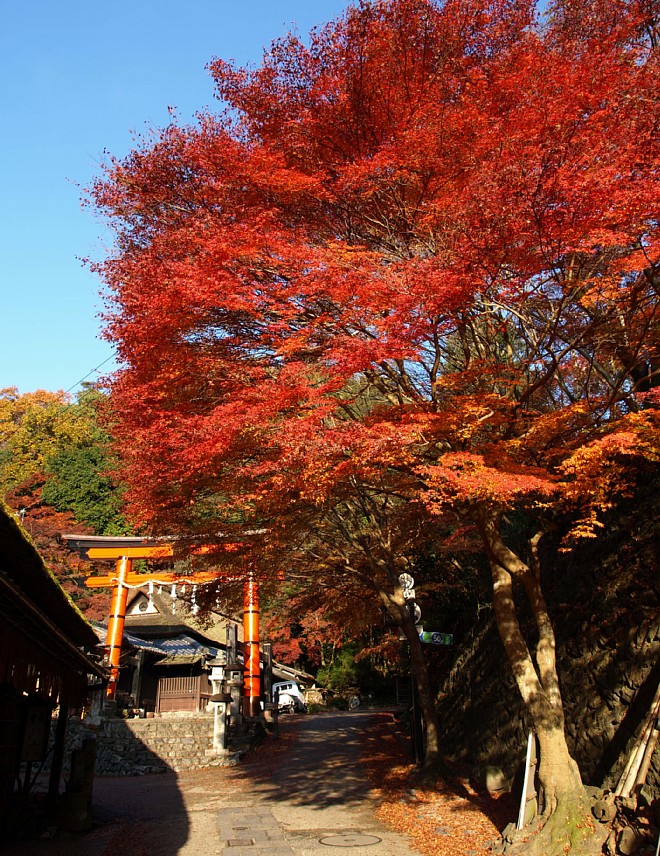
[88,0,659,548]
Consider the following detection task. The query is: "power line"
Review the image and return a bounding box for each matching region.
[63,355,116,396]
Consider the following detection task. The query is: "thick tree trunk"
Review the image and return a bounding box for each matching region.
[474,507,584,815]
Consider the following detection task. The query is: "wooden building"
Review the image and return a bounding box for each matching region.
[97,588,313,715]
[94,589,229,715]
[113,626,221,714]
[0,502,104,828]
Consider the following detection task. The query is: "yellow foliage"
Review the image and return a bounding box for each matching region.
[0,387,100,492]
[559,412,660,544]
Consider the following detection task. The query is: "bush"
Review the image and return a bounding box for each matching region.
[316,645,360,692]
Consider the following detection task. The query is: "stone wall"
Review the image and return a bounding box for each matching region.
[53,714,245,776]
[435,495,660,798]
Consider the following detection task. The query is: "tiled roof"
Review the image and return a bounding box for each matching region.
[124,590,244,643]
[143,632,223,660]
[91,621,224,660]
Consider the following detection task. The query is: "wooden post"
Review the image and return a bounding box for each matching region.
[262,642,278,737]
[617,682,660,797]
[635,714,660,794]
[243,575,261,717]
[130,649,145,710]
[105,557,131,700]
[226,624,243,723]
[262,642,273,704]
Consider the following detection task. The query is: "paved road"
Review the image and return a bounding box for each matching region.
[4,712,420,856]
[220,711,419,855]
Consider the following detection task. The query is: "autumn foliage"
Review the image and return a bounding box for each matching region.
[0,387,129,614]
[92,0,659,533]
[90,0,659,840]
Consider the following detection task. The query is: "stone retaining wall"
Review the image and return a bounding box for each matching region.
[54,715,245,776]
[435,498,659,798]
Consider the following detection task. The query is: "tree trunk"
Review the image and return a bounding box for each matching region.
[405,612,442,767]
[381,591,441,768]
[474,507,584,815]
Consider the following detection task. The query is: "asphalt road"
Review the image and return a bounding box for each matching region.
[4,711,420,856]
[225,711,419,855]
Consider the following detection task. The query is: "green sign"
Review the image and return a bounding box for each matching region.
[419,631,453,645]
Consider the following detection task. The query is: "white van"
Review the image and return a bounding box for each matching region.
[272,681,306,713]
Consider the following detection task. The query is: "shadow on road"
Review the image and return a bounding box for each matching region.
[232,711,379,811]
[236,709,516,841]
[4,755,189,856]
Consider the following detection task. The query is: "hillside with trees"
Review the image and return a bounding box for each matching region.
[0,386,128,615]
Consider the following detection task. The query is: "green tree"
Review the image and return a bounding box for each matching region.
[1,385,128,535]
[0,387,92,491]
[42,445,127,535]
[317,645,361,693]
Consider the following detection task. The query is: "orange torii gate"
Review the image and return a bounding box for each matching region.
[62,536,261,716]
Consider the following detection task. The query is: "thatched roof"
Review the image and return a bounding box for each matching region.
[124,589,243,643]
[0,501,104,704]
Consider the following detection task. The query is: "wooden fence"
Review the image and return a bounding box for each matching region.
[156,675,211,713]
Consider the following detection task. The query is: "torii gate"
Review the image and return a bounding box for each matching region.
[62,536,261,716]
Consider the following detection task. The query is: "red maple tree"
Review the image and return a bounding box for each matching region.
[90,0,659,847]
[4,477,109,619]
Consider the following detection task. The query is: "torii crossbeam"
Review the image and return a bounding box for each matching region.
[63,535,261,715]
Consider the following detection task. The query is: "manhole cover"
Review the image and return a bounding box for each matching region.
[319,833,382,847]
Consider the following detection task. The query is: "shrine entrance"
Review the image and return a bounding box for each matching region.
[62,535,262,717]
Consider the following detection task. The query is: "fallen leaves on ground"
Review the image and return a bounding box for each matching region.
[360,713,517,856]
[248,715,304,758]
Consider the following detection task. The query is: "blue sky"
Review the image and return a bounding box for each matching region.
[0,1,349,397]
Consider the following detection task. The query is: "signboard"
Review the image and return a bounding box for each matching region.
[419,631,453,645]
[211,666,225,680]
